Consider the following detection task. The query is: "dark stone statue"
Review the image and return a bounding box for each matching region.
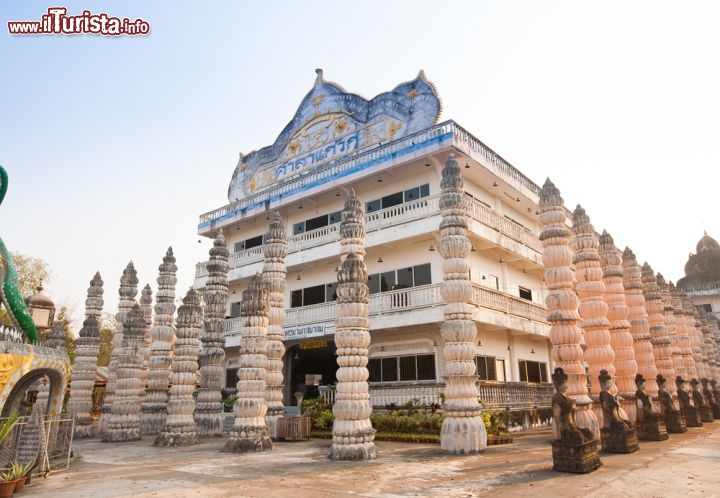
[691,378,714,423]
[657,374,687,433]
[710,379,720,416]
[550,367,602,473]
[701,378,720,419]
[634,374,668,441]
[675,376,702,427]
[598,370,639,453]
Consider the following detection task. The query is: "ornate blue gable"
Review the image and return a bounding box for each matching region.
[227,69,441,202]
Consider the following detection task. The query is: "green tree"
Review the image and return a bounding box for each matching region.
[96,312,115,367]
[0,251,51,327]
[56,307,77,364]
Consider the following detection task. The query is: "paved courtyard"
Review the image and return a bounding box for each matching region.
[21,424,720,498]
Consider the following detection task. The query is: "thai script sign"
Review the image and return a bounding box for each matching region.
[284,324,325,340]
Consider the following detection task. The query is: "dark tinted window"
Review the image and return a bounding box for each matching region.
[245,235,263,249]
[382,191,403,209]
[382,357,398,382]
[366,199,381,213]
[414,263,431,286]
[380,271,396,292]
[305,215,328,232]
[290,290,303,308]
[303,285,325,306]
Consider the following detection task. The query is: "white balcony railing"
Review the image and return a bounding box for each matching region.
[199,120,541,229]
[196,193,541,278]
[224,282,547,335]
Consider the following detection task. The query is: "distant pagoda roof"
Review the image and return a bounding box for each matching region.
[677,231,720,290]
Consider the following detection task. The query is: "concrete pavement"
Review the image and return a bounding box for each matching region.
[20,423,720,497]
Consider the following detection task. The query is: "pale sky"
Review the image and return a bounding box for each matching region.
[2,1,719,332]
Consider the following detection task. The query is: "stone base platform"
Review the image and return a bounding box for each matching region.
[665,410,688,433]
[682,407,703,427]
[551,430,602,474]
[601,425,639,453]
[636,416,669,441]
[699,406,715,423]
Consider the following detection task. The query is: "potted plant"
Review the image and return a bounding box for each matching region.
[0,468,17,497]
[8,461,33,491]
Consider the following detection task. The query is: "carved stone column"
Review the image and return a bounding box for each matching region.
[142,248,177,436]
[599,232,638,422]
[99,262,138,436]
[102,304,147,442]
[669,283,695,382]
[570,205,608,439]
[658,276,685,384]
[225,274,273,452]
[67,272,104,438]
[540,180,599,440]
[138,284,152,411]
[262,213,287,439]
[436,154,486,454]
[329,190,378,460]
[686,297,708,381]
[642,263,685,433]
[155,289,202,446]
[196,232,228,436]
[622,249,659,397]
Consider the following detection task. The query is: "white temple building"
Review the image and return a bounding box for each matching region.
[194,70,552,417]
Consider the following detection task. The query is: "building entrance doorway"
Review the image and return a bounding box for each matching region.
[285,340,337,405]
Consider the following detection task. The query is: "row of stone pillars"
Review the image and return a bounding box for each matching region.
[540,179,720,473]
[63,154,487,458]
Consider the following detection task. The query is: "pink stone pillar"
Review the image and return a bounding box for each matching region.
[540,182,599,440]
[622,248,659,398]
[571,206,611,436]
[599,231,638,422]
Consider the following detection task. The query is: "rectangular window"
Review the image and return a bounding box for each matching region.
[381,191,404,209]
[381,357,398,382]
[329,210,342,224]
[245,235,263,250]
[305,214,328,232]
[368,358,381,382]
[293,222,305,235]
[325,282,338,302]
[229,302,241,318]
[399,356,416,381]
[702,303,713,312]
[290,290,303,308]
[366,199,382,214]
[416,354,436,380]
[225,368,238,389]
[519,286,532,301]
[414,263,431,286]
[404,186,420,202]
[519,360,548,383]
[476,355,497,381]
[495,359,506,382]
[233,241,245,253]
[369,355,436,382]
[367,273,380,294]
[380,271,396,292]
[303,285,325,306]
[396,267,413,289]
[419,184,430,198]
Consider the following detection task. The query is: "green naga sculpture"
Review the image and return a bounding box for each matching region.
[0,165,40,344]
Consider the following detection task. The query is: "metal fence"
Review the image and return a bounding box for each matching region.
[0,413,74,477]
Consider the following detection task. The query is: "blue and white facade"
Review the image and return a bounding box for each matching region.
[195,70,553,413]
